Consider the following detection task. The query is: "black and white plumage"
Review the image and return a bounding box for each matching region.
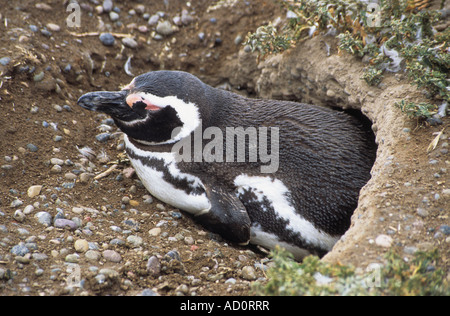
[77,70,376,259]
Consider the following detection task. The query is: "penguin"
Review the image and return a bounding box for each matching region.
[77,70,376,259]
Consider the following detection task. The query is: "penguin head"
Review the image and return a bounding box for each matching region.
[77,71,209,144]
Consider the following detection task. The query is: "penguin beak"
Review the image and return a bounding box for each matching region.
[77,90,130,117]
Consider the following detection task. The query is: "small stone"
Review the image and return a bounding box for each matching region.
[184,236,194,245]
[23,205,34,215]
[65,253,80,263]
[33,72,45,82]
[0,57,11,66]
[15,254,31,264]
[103,0,113,12]
[85,250,101,261]
[99,268,119,278]
[10,199,23,208]
[149,227,161,236]
[103,249,122,263]
[156,20,177,36]
[127,235,143,248]
[181,9,194,25]
[13,210,25,222]
[46,23,61,32]
[64,172,77,181]
[74,239,89,253]
[241,266,257,280]
[96,132,110,142]
[439,225,450,235]
[326,89,336,98]
[138,25,148,33]
[417,208,429,218]
[54,218,77,230]
[27,185,43,198]
[109,11,119,21]
[147,256,161,275]
[234,35,243,45]
[11,244,30,256]
[121,196,130,204]
[99,33,115,46]
[36,3,52,11]
[122,37,138,48]
[50,158,64,165]
[375,234,393,248]
[148,14,160,26]
[80,172,94,183]
[50,165,62,173]
[35,212,52,226]
[33,253,48,261]
[26,143,39,152]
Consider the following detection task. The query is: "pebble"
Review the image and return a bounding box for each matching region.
[26,143,39,152]
[65,253,80,263]
[417,208,429,218]
[23,205,35,215]
[74,239,89,253]
[10,199,23,208]
[27,185,43,198]
[375,234,393,248]
[439,225,450,235]
[96,132,111,142]
[11,244,30,256]
[85,250,101,261]
[103,249,122,263]
[148,14,160,26]
[147,256,161,275]
[13,210,25,222]
[181,10,194,25]
[65,172,77,181]
[109,11,119,21]
[35,212,52,226]
[46,23,61,32]
[99,33,115,46]
[80,172,94,183]
[156,21,177,36]
[50,158,64,165]
[184,236,194,245]
[241,266,257,280]
[149,227,161,236]
[33,71,45,82]
[127,235,143,248]
[122,37,138,48]
[54,219,77,230]
[50,165,62,173]
[103,0,113,12]
[0,57,11,66]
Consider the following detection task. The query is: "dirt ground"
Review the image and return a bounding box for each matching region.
[0,0,448,296]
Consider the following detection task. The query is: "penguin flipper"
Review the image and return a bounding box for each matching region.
[195,186,251,245]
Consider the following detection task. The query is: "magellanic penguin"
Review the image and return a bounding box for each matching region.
[78,70,376,259]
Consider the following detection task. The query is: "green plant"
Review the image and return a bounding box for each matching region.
[253,247,450,296]
[245,24,293,57]
[245,0,449,119]
[395,100,438,119]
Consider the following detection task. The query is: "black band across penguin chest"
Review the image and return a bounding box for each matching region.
[123,135,211,214]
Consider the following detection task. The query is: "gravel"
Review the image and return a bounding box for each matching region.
[99,32,115,46]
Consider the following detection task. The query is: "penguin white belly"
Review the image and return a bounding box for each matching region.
[234,174,340,253]
[124,135,211,214]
